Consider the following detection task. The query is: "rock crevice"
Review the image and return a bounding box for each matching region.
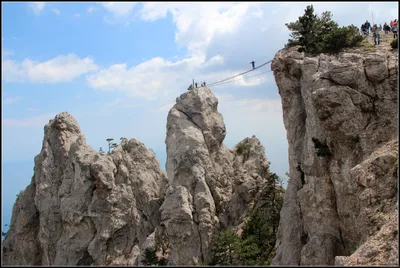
[271,46,398,266]
[3,88,278,266]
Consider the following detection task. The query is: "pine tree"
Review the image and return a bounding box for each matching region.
[141,247,159,266]
[209,229,241,265]
[286,5,317,50]
[208,173,284,266]
[285,5,364,54]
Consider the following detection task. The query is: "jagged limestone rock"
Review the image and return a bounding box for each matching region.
[3,88,276,266]
[162,87,273,265]
[2,112,168,266]
[271,46,398,266]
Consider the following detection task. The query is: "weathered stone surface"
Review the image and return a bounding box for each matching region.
[335,209,398,266]
[364,53,388,83]
[162,87,274,265]
[2,112,168,266]
[3,88,277,266]
[271,46,398,266]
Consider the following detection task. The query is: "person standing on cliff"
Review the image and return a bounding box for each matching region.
[364,20,371,35]
[384,22,389,34]
[372,24,380,45]
[392,20,398,38]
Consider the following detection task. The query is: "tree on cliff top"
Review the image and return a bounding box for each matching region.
[286,5,364,54]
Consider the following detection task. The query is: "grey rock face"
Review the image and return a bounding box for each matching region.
[2,112,168,266]
[3,88,275,266]
[162,87,272,265]
[271,46,398,266]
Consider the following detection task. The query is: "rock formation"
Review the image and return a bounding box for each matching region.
[271,46,398,266]
[2,112,168,266]
[159,87,274,265]
[2,87,277,265]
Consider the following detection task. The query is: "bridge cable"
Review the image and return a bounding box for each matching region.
[206,59,273,87]
[208,69,272,88]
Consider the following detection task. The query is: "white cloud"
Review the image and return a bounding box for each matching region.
[87,50,272,101]
[87,55,225,100]
[108,98,124,106]
[222,98,282,113]
[217,96,288,176]
[122,104,138,109]
[214,93,234,102]
[28,2,45,15]
[135,2,398,65]
[2,113,55,127]
[100,2,137,17]
[2,54,99,83]
[201,55,224,68]
[74,13,81,18]
[156,103,175,112]
[3,96,21,105]
[88,6,96,14]
[2,49,14,58]
[52,8,61,15]
[138,3,263,55]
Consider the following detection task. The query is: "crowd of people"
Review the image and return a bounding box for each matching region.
[359,19,398,46]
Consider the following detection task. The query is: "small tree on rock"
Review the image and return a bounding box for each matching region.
[209,228,242,265]
[286,5,364,54]
[141,246,166,266]
[106,138,118,153]
[142,247,159,266]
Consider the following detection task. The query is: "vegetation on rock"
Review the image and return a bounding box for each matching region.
[208,173,284,265]
[141,246,167,266]
[285,5,364,54]
[391,37,398,49]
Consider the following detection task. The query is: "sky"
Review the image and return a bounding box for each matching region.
[2,2,398,233]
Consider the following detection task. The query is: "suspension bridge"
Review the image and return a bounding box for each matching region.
[192,59,274,89]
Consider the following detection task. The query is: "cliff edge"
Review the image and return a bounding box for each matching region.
[2,88,280,266]
[271,46,398,266]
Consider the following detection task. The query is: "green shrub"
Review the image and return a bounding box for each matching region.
[391,38,398,49]
[209,229,242,265]
[141,246,166,266]
[323,26,364,53]
[208,174,284,266]
[286,5,364,54]
[236,141,251,155]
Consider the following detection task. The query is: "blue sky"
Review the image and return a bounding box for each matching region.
[2,2,398,233]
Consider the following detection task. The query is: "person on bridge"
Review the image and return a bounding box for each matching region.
[250,61,255,69]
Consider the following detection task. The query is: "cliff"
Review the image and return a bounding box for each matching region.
[2,112,168,265]
[160,87,275,264]
[271,46,398,266]
[2,88,279,265]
